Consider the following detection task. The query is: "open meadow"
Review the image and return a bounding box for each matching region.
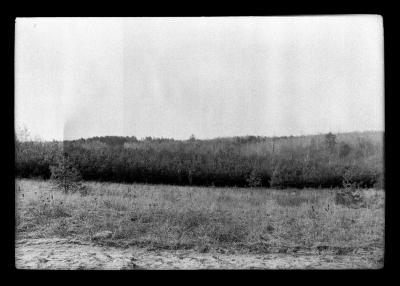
[15,16,385,270]
[15,179,384,269]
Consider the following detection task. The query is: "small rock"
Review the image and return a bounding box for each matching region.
[92,231,113,240]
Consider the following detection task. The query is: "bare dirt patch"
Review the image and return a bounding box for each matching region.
[15,238,383,270]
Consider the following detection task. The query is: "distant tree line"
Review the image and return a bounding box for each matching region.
[15,131,384,189]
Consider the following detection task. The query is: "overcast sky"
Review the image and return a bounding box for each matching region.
[15,16,384,141]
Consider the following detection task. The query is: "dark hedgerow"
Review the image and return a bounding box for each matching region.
[15,132,383,189]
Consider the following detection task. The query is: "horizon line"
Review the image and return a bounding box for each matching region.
[17,129,384,143]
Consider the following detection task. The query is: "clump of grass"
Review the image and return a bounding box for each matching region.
[363,190,385,209]
[180,210,210,232]
[52,218,70,237]
[209,221,248,243]
[28,191,71,220]
[275,191,319,207]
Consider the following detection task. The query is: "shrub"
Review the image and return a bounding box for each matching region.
[270,159,304,188]
[246,170,262,188]
[342,164,378,188]
[334,179,364,208]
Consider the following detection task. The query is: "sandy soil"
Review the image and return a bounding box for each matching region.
[15,238,383,270]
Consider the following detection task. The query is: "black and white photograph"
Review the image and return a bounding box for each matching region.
[15,16,384,269]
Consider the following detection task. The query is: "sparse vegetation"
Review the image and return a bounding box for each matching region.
[16,179,384,255]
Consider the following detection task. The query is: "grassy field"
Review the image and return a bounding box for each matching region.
[15,179,384,256]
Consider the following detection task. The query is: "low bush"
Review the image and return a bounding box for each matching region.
[246,170,262,188]
[334,181,364,208]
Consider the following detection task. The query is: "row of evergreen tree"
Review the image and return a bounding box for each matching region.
[15,131,384,189]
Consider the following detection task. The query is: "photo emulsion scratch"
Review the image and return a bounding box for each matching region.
[15,16,384,269]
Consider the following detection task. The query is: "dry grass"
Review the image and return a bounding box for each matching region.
[15,179,384,254]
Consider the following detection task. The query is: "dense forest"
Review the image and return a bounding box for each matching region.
[15,131,384,189]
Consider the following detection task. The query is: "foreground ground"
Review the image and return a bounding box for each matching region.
[15,179,384,269]
[15,238,382,269]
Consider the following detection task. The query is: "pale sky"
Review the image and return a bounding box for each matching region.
[15,16,384,141]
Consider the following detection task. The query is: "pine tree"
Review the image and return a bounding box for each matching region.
[325,132,337,154]
[50,154,82,193]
